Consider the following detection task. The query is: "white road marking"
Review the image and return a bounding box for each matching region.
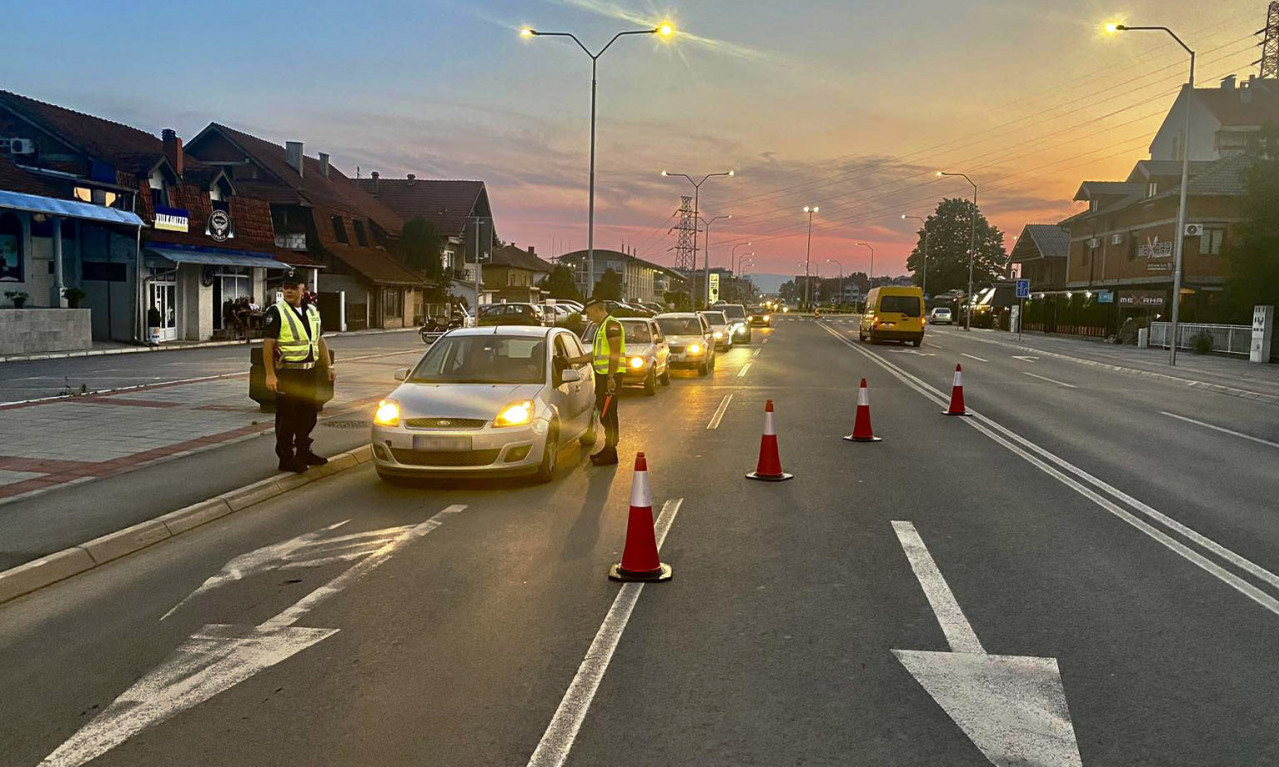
[1161,412,1279,450]
[526,499,683,767]
[1012,355,1040,361]
[929,342,945,349]
[737,362,752,378]
[961,353,988,363]
[752,347,762,358]
[706,395,733,430]
[43,504,468,767]
[891,521,983,654]
[818,323,1279,617]
[1022,372,1077,389]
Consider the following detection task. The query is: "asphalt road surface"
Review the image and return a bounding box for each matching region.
[4,318,1278,766]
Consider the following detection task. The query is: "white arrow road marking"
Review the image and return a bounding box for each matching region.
[527,499,682,767]
[42,504,467,767]
[961,353,989,363]
[891,521,1083,767]
[1012,355,1040,361]
[1161,412,1279,450]
[1023,372,1077,389]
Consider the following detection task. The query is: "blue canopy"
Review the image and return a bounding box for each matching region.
[146,245,292,270]
[0,190,144,227]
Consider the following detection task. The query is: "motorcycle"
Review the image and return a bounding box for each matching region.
[419,313,465,345]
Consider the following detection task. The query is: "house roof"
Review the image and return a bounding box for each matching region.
[1011,225,1070,263]
[489,243,553,273]
[1197,81,1279,127]
[0,90,168,176]
[356,178,487,238]
[1149,152,1253,201]
[558,249,686,280]
[329,244,426,286]
[191,123,406,234]
[1125,160,1215,183]
[1074,181,1143,201]
[0,155,66,197]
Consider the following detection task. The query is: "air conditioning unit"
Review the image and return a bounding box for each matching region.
[1111,234,1124,245]
[1,138,35,155]
[1184,223,1204,237]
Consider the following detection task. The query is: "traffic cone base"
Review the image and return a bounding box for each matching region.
[609,562,673,582]
[746,470,794,482]
[942,410,974,417]
[843,434,883,442]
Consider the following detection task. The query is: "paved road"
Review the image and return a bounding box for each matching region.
[4,319,1278,766]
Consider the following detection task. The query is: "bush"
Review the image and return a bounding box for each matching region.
[1191,331,1214,355]
[63,287,86,308]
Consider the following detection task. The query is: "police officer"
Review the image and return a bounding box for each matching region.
[262,272,335,473]
[569,299,625,465]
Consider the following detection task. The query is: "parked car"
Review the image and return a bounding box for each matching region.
[477,303,545,327]
[539,304,572,324]
[859,286,926,346]
[656,312,717,376]
[928,307,953,325]
[719,303,752,344]
[372,327,596,483]
[698,310,734,350]
[747,306,773,327]
[617,317,671,395]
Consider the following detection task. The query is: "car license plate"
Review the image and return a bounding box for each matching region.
[413,435,472,451]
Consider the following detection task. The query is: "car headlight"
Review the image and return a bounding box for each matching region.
[629,356,645,369]
[688,343,703,354]
[764,314,771,321]
[713,331,724,339]
[494,401,534,428]
[374,399,400,426]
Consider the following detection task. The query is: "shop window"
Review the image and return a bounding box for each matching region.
[383,288,403,318]
[1200,228,1226,256]
[0,212,23,282]
[213,267,253,330]
[331,215,349,244]
[352,219,368,246]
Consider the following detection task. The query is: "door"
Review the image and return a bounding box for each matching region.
[149,278,178,342]
[560,333,593,431]
[650,321,670,375]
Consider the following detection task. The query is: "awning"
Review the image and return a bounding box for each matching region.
[146,245,292,270]
[0,189,144,227]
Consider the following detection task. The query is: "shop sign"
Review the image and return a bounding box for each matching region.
[1118,290,1165,307]
[207,209,235,242]
[154,206,189,233]
[1097,290,1114,304]
[708,273,720,303]
[1137,236,1173,260]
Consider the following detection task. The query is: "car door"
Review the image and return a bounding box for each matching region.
[649,320,669,375]
[699,315,715,364]
[555,332,591,431]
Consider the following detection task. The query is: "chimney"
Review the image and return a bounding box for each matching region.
[285,141,304,177]
[319,152,330,178]
[528,245,535,255]
[407,173,417,186]
[370,171,380,194]
[1221,74,1237,90]
[162,128,184,179]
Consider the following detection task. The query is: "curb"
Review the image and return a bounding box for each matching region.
[0,444,375,606]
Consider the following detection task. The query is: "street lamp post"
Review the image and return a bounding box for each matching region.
[739,257,756,300]
[663,170,735,305]
[902,214,930,298]
[826,259,844,308]
[855,241,874,297]
[523,23,674,299]
[937,172,979,331]
[802,206,819,310]
[699,214,731,306]
[731,241,753,278]
[1109,22,1195,366]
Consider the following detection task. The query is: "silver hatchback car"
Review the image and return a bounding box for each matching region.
[371,326,596,482]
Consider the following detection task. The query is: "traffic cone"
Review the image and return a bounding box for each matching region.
[746,400,794,481]
[844,378,883,442]
[609,452,672,582]
[943,364,972,416]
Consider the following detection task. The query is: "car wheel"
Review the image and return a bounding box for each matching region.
[534,425,559,483]
[643,368,657,396]
[697,361,709,377]
[579,424,597,447]
[858,331,866,342]
[659,369,671,386]
[744,332,752,344]
[912,338,922,348]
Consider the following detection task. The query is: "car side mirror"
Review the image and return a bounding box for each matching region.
[560,368,582,384]
[394,368,410,382]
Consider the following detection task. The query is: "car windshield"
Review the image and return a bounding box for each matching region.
[619,321,652,343]
[657,317,702,336]
[880,296,922,317]
[409,335,546,384]
[701,311,727,325]
[721,306,747,320]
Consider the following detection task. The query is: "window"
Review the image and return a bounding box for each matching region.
[879,295,921,317]
[331,215,349,244]
[352,219,368,246]
[383,288,403,318]
[409,335,546,384]
[1200,228,1226,256]
[82,261,126,282]
[1147,181,1157,198]
[74,187,118,207]
[0,212,23,282]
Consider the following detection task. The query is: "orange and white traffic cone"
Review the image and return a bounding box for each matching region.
[746,400,794,481]
[943,364,972,416]
[609,452,672,582]
[844,378,882,442]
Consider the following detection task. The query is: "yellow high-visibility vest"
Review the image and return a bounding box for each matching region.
[592,316,625,374]
[274,300,321,367]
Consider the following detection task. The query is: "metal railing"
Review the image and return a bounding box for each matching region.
[1149,321,1252,356]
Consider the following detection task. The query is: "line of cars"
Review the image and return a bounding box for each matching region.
[374,302,763,483]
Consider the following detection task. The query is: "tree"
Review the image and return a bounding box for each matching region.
[778,279,799,302]
[905,197,1007,296]
[664,291,692,310]
[592,268,623,300]
[1225,126,1279,322]
[398,217,445,278]
[539,265,583,302]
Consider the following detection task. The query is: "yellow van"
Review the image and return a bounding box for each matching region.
[859,286,926,347]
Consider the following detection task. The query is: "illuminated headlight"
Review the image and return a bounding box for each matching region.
[688,343,703,355]
[629,356,645,369]
[495,401,534,428]
[374,400,400,426]
[713,331,724,339]
[763,314,771,321]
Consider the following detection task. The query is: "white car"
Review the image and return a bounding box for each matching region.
[372,326,596,483]
[928,307,953,325]
[617,317,671,395]
[698,310,734,351]
[655,313,717,377]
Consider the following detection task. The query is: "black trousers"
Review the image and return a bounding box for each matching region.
[275,368,319,459]
[594,372,624,449]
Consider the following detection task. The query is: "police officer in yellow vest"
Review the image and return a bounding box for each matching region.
[262,272,335,473]
[568,299,625,465]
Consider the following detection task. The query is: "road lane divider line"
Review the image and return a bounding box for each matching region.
[737,362,752,378]
[753,347,762,357]
[1022,372,1077,389]
[818,322,1279,615]
[527,499,683,767]
[1161,412,1279,450]
[961,353,988,363]
[707,395,734,430]
[891,521,984,654]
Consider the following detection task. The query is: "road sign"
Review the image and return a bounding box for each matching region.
[1015,279,1030,299]
[708,273,720,303]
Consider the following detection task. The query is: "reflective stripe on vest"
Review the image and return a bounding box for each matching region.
[592,316,626,374]
[275,301,321,364]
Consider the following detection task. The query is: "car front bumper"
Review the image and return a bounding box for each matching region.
[371,419,550,477]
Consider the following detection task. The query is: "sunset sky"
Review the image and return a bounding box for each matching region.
[8,0,1262,281]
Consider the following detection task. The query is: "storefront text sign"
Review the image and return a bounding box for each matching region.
[1118,290,1165,308]
[154,206,189,233]
[1138,237,1173,260]
[1251,305,1274,364]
